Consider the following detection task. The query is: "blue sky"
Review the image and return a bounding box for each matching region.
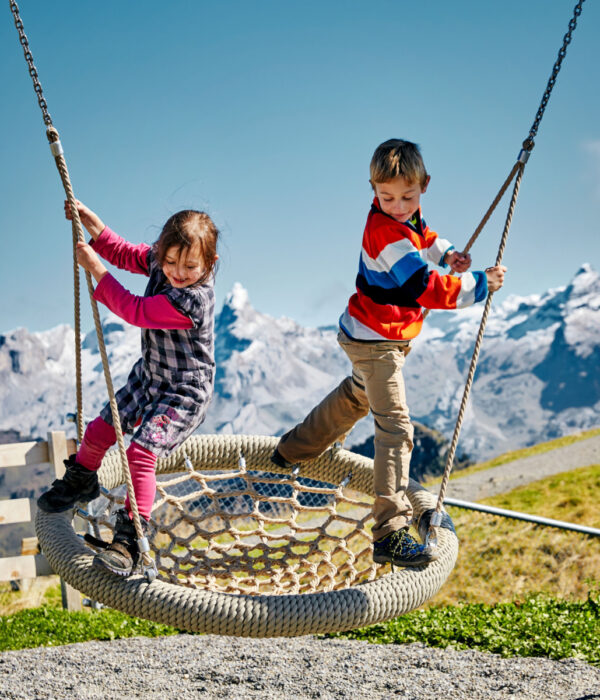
[1,0,598,333]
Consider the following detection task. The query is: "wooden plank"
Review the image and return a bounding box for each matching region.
[21,537,40,556]
[61,579,82,611]
[48,431,69,479]
[0,437,74,472]
[0,441,48,469]
[21,528,113,557]
[0,498,32,525]
[0,554,54,580]
[45,432,77,478]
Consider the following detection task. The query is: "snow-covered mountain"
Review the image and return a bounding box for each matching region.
[1,265,599,461]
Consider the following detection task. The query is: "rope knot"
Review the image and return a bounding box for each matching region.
[46,125,60,143]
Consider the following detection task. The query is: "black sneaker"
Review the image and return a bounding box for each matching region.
[373,527,438,567]
[93,509,148,577]
[37,455,100,513]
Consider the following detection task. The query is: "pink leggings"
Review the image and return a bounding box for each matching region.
[76,416,157,520]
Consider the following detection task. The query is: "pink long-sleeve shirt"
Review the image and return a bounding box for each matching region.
[91,227,193,330]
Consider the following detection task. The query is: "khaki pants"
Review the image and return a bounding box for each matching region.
[278,330,414,540]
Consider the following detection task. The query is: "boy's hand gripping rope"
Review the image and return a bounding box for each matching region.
[9,0,157,581]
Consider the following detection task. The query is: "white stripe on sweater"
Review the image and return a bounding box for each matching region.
[361,238,421,274]
[339,309,390,341]
[455,272,477,308]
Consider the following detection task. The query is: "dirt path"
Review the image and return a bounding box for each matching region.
[442,434,600,502]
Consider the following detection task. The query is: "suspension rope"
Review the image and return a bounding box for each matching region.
[9,1,155,577]
[422,160,521,323]
[428,0,587,544]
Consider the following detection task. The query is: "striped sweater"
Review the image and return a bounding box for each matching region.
[339,198,488,341]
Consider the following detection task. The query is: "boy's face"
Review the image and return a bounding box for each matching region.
[373,176,429,223]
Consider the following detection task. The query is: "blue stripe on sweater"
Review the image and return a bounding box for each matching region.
[359,250,426,290]
[473,271,488,301]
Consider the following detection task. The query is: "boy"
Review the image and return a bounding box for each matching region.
[272,139,506,567]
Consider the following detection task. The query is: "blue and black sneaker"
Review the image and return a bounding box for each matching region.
[373,527,438,567]
[270,447,294,470]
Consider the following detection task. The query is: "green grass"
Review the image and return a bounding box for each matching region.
[432,463,600,606]
[2,591,599,667]
[0,606,180,652]
[326,591,600,666]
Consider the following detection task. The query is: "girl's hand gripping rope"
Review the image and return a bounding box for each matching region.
[76,241,108,283]
[64,199,105,240]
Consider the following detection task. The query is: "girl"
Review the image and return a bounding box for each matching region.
[38,201,219,577]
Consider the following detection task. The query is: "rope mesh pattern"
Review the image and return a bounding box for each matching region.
[84,463,377,596]
[37,435,459,636]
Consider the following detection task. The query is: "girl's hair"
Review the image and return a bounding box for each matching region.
[153,210,219,285]
[370,139,429,188]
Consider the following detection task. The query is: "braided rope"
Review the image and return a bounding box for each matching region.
[433,164,525,518]
[70,218,84,443]
[422,161,520,323]
[46,127,151,568]
[36,435,459,636]
[427,0,587,537]
[8,1,152,572]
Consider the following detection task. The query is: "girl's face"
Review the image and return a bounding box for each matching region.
[162,243,205,288]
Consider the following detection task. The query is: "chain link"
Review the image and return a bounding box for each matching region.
[9,0,53,126]
[527,0,585,144]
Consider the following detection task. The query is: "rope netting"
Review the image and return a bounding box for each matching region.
[80,442,385,596]
[37,435,458,636]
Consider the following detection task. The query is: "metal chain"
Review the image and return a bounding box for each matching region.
[9,1,53,126]
[526,0,585,146]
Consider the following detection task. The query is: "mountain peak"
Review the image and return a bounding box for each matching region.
[1,265,599,461]
[568,263,599,299]
[575,263,595,276]
[223,283,250,311]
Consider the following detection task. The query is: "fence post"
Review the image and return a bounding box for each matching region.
[47,430,82,612]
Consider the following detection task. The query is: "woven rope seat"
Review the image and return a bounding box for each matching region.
[36,434,458,637]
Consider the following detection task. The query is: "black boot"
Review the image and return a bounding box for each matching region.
[37,455,100,513]
[93,508,149,577]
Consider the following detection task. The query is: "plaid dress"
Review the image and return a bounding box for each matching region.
[100,251,215,457]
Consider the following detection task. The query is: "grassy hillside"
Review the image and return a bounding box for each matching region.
[429,426,600,484]
[427,462,600,606]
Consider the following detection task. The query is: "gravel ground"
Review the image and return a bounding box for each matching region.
[444,434,600,501]
[1,634,599,700]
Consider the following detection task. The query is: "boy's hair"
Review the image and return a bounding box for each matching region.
[154,210,219,285]
[370,139,428,188]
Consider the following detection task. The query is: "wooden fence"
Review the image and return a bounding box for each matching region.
[0,431,82,610]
